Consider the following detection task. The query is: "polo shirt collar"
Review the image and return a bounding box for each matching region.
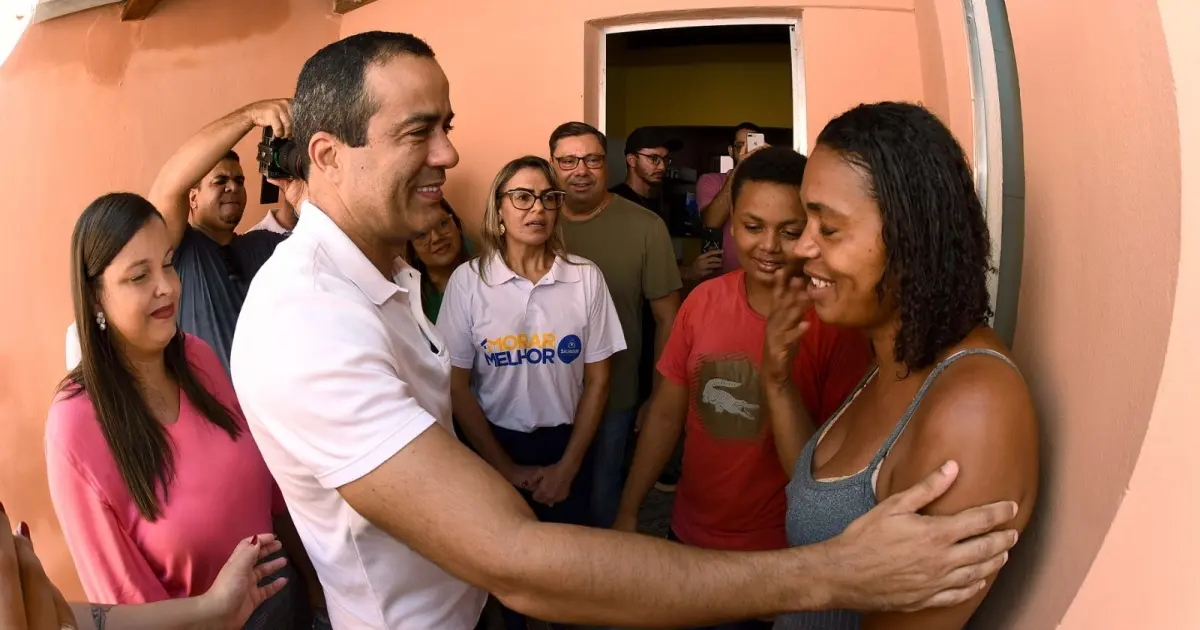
[482,252,582,287]
[297,201,410,305]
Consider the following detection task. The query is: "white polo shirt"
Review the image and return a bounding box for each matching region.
[436,253,626,433]
[230,202,486,629]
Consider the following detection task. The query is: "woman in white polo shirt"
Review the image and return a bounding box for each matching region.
[437,155,625,522]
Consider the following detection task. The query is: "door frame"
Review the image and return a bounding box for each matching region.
[596,16,807,153]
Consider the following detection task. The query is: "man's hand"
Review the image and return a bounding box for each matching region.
[762,265,813,385]
[266,177,308,210]
[239,99,294,138]
[532,461,578,506]
[686,250,724,282]
[819,461,1019,612]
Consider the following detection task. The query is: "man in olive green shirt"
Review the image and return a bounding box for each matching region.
[548,122,683,528]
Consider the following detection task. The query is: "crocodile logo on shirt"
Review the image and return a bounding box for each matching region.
[702,378,759,419]
[694,355,764,441]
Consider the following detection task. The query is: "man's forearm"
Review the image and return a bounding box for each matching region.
[616,406,683,521]
[72,598,220,630]
[763,380,815,476]
[493,522,830,626]
[651,316,675,391]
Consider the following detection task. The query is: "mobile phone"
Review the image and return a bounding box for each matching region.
[701,227,722,253]
[745,132,765,154]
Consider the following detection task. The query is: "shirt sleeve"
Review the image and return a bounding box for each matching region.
[809,315,874,422]
[231,292,438,490]
[45,421,169,604]
[435,265,477,369]
[655,290,698,386]
[583,263,627,363]
[696,173,725,211]
[641,215,684,301]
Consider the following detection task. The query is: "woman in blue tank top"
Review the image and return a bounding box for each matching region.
[760,102,1039,630]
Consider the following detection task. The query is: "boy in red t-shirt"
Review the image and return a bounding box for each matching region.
[614,147,872,628]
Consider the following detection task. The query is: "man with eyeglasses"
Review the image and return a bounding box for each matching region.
[548,121,683,530]
[609,126,679,221]
[146,100,293,375]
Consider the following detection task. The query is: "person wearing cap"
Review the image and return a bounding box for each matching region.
[609,127,682,221]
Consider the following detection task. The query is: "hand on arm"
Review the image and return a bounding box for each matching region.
[147,99,292,246]
[613,378,689,532]
[860,360,1038,629]
[761,268,817,475]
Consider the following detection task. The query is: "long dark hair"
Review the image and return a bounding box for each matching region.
[815,102,993,371]
[59,192,241,521]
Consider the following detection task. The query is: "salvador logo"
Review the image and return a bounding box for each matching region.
[557,334,583,365]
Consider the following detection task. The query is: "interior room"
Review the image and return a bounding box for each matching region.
[0,1,1196,629]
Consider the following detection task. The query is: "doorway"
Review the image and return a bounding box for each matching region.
[599,20,803,243]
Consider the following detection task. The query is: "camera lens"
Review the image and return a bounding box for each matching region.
[275,140,306,179]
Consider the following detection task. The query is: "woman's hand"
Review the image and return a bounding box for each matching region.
[763,265,813,385]
[197,534,289,629]
[0,507,77,630]
[532,462,578,507]
[505,466,545,494]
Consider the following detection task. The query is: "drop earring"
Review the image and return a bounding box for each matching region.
[499,222,506,235]
[95,311,107,331]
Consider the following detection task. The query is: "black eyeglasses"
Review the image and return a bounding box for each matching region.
[636,152,671,167]
[499,188,566,211]
[217,245,244,283]
[553,154,605,171]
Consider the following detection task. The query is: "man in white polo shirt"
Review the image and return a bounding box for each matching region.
[231,31,1020,630]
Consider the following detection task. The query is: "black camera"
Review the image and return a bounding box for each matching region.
[256,126,305,204]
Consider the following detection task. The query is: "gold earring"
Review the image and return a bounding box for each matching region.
[499,223,506,235]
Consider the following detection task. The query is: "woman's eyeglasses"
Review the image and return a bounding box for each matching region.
[500,189,566,211]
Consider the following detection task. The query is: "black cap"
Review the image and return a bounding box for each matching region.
[624,127,683,154]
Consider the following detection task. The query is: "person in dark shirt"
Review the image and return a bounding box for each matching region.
[146,100,293,375]
[609,126,680,221]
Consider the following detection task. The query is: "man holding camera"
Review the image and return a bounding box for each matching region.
[147,100,295,373]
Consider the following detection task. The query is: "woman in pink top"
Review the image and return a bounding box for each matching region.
[45,193,320,628]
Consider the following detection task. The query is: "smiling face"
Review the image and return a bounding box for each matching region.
[499,167,561,249]
[411,209,464,272]
[97,216,181,357]
[792,144,893,330]
[189,158,247,235]
[324,54,460,247]
[731,180,805,286]
[551,134,608,210]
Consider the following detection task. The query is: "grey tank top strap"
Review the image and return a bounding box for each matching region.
[869,348,1019,468]
[775,348,1019,630]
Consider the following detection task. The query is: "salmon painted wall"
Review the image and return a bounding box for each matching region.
[0,0,340,598]
[1055,0,1198,626]
[968,0,1181,627]
[340,0,940,237]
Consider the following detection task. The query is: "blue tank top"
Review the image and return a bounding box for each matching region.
[774,349,1020,630]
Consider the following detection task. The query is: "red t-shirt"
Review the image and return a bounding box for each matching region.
[658,270,872,551]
